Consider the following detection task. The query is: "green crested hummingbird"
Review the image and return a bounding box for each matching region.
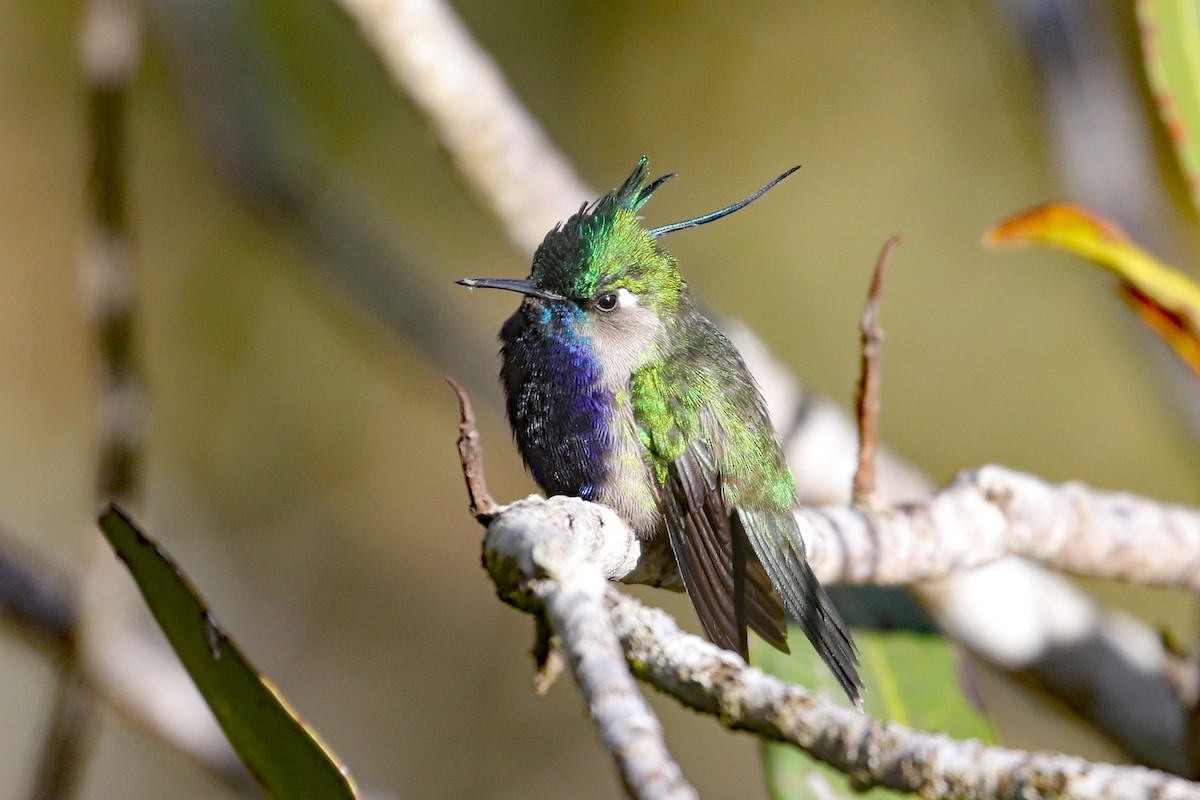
[459,158,861,704]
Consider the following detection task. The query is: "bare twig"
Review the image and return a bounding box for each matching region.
[477,470,1200,775]
[851,236,898,506]
[451,392,688,795]
[447,377,497,523]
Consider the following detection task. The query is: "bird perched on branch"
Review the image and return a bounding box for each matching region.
[459,158,862,705]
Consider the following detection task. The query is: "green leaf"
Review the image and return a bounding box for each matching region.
[97,504,359,799]
[1138,0,1200,215]
[758,628,992,800]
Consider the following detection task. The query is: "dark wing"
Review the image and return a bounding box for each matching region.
[662,442,789,659]
[737,508,862,705]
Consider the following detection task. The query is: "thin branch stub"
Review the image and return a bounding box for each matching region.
[852,235,899,505]
[446,376,496,523]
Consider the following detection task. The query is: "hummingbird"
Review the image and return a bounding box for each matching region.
[458,158,861,704]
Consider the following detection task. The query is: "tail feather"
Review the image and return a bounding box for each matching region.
[740,543,789,654]
[736,509,862,706]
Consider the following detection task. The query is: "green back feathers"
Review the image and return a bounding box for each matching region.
[530,157,686,312]
[630,347,796,510]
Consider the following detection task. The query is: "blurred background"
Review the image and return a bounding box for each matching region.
[2,1,1199,797]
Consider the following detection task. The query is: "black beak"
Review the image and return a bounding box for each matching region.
[456,277,565,301]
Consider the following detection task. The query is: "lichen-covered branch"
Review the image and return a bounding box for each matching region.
[484,499,695,800]
[481,495,1200,800]
[487,468,1200,598]
[801,465,1200,591]
[608,589,1200,800]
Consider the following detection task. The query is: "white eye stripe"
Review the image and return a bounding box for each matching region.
[616,288,639,308]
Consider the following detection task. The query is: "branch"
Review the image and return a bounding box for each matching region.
[453,362,1195,795]
[484,499,696,800]
[476,469,1199,775]
[447,376,496,523]
[26,669,96,800]
[478,467,1200,597]
[481,494,1200,800]
[452,373,687,796]
[609,589,1200,800]
[852,236,898,505]
[83,0,143,505]
[801,465,1200,590]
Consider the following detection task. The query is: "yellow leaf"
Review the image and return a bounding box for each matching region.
[986,203,1200,379]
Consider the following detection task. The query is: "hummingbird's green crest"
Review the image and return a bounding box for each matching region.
[459,158,862,704]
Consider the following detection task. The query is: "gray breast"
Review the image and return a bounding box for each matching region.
[593,398,662,538]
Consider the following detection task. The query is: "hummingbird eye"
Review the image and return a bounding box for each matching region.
[594,292,620,312]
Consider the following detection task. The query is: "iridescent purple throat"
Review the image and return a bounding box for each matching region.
[500,302,613,501]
